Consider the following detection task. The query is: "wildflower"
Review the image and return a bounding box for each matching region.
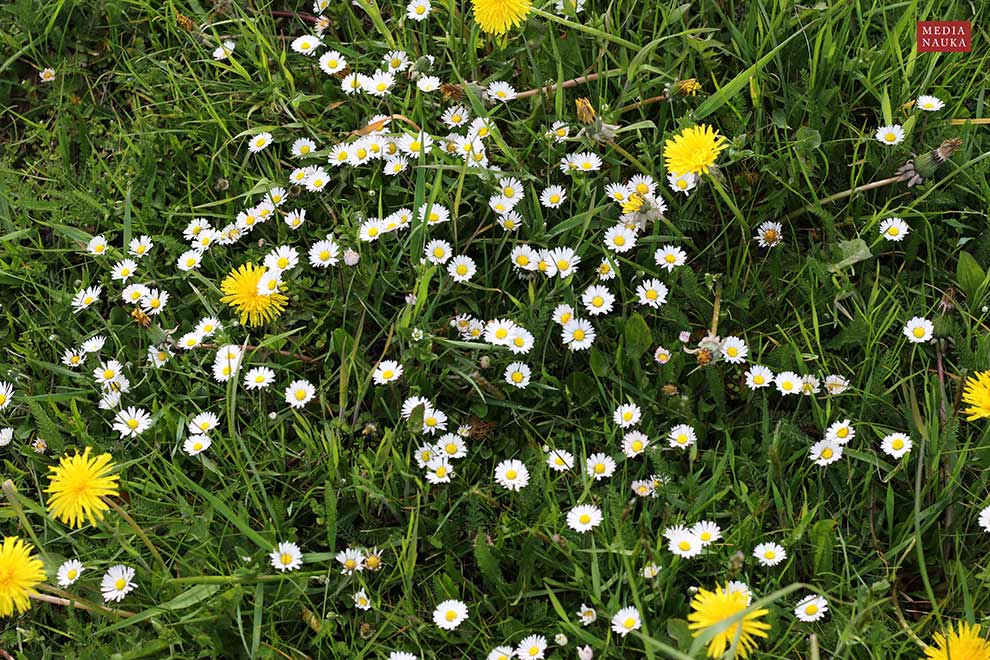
[516,635,547,659]
[611,607,642,636]
[285,380,316,408]
[540,185,567,208]
[39,67,56,82]
[221,263,287,327]
[406,0,431,20]
[613,403,641,429]
[923,622,990,660]
[753,542,786,567]
[962,371,990,420]
[504,362,531,388]
[754,221,783,248]
[438,434,467,459]
[448,255,477,282]
[433,599,468,630]
[774,371,800,395]
[881,432,912,458]
[0,428,11,446]
[875,124,905,145]
[546,449,574,472]
[113,407,152,438]
[634,279,667,309]
[825,419,855,444]
[578,604,597,625]
[248,132,273,153]
[582,285,614,316]
[800,374,821,395]
[87,235,108,255]
[575,97,596,124]
[101,565,137,602]
[903,316,934,343]
[309,237,341,268]
[655,245,687,271]
[880,217,909,241]
[270,542,303,572]
[471,0,531,35]
[373,361,404,385]
[664,125,728,176]
[81,336,106,353]
[128,235,153,258]
[631,480,655,497]
[547,121,569,142]
[667,527,703,558]
[290,35,322,55]
[183,434,211,456]
[57,559,85,587]
[547,247,579,277]
[623,431,649,457]
[487,81,517,102]
[585,453,616,481]
[654,346,671,364]
[745,365,773,389]
[794,594,828,622]
[916,95,945,111]
[809,439,843,466]
[825,374,849,394]
[494,459,529,491]
[0,537,46,616]
[562,318,595,350]
[721,336,748,363]
[692,521,722,545]
[979,505,990,532]
[687,584,771,658]
[71,286,102,313]
[336,548,365,575]
[111,259,137,282]
[567,504,602,533]
[668,423,697,449]
[140,288,169,315]
[45,447,119,528]
[668,171,698,195]
[425,456,453,484]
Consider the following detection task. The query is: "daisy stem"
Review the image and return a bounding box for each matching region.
[108,499,171,579]
[1,479,49,563]
[33,586,135,618]
[530,7,640,51]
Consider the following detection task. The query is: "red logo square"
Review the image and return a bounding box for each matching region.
[917,21,971,52]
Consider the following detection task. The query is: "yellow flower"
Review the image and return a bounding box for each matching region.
[471,0,531,35]
[220,263,288,327]
[620,193,645,214]
[687,584,771,658]
[576,97,596,125]
[0,537,46,617]
[962,370,990,421]
[924,621,990,660]
[675,78,703,97]
[663,124,728,176]
[45,447,120,528]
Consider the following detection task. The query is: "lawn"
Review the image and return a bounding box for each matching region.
[1,0,989,658]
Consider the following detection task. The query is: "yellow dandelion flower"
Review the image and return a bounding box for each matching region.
[45,447,120,528]
[220,263,288,327]
[962,370,990,421]
[924,621,990,660]
[621,193,645,214]
[687,584,771,659]
[472,0,531,35]
[663,124,728,176]
[0,537,46,617]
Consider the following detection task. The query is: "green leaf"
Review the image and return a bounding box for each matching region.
[956,251,986,302]
[827,238,873,272]
[624,313,653,360]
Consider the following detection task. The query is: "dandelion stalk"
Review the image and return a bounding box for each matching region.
[1,479,49,563]
[33,586,135,618]
[515,68,623,100]
[107,499,171,578]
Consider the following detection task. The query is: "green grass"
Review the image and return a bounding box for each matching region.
[1,0,989,657]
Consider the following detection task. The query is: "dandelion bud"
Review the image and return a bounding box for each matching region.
[673,78,702,97]
[576,97,596,125]
[896,137,962,187]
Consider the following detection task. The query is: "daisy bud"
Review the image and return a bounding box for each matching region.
[343,249,360,266]
[578,645,594,660]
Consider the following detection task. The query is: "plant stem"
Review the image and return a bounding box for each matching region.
[107,499,171,578]
[530,7,640,51]
[1,480,49,562]
[617,93,669,115]
[783,176,900,220]
[516,68,623,100]
[33,587,135,618]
